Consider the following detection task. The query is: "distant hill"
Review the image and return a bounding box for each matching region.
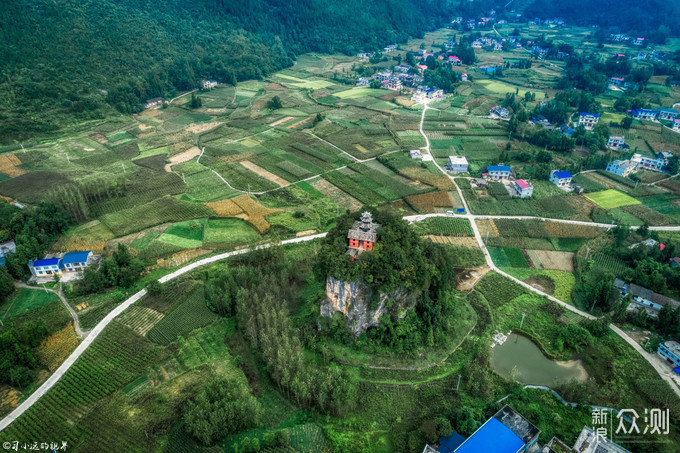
[521,0,679,36]
[0,0,494,143]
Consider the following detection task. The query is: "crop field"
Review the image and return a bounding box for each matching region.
[488,247,530,268]
[35,324,80,372]
[100,196,214,236]
[0,321,162,450]
[146,286,218,345]
[405,191,456,213]
[525,250,575,272]
[0,289,60,319]
[413,217,473,236]
[475,272,528,308]
[203,218,262,245]
[585,189,641,209]
[501,268,576,302]
[158,219,206,248]
[117,306,165,337]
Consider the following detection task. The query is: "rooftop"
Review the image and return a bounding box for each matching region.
[32,258,60,267]
[515,179,531,189]
[449,155,468,165]
[347,212,381,243]
[553,170,572,179]
[572,427,630,453]
[456,405,540,453]
[663,340,680,356]
[62,251,92,265]
[488,165,511,172]
[580,112,600,117]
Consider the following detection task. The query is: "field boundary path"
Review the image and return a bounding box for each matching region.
[0,233,327,432]
[13,282,84,338]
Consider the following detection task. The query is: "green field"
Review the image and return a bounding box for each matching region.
[333,87,388,99]
[203,218,262,245]
[0,289,60,320]
[585,189,641,209]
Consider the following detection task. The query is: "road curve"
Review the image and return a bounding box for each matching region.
[0,232,327,432]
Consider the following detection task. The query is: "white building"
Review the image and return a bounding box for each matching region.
[607,136,625,149]
[549,170,572,187]
[631,109,657,120]
[673,119,680,131]
[486,165,511,180]
[578,113,599,130]
[606,160,637,177]
[514,179,533,198]
[447,155,469,173]
[409,150,423,159]
[201,80,218,89]
[632,153,665,171]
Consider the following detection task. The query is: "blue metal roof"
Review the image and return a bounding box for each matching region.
[455,418,526,453]
[33,258,60,267]
[488,165,511,172]
[659,108,677,114]
[438,431,466,453]
[580,112,599,117]
[62,251,91,265]
[554,171,572,179]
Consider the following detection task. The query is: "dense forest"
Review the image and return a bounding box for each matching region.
[0,0,488,143]
[522,0,679,36]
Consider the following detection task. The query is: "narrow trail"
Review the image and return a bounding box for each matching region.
[13,282,84,338]
[168,89,198,104]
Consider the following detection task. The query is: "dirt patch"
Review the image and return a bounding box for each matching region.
[89,132,108,144]
[287,116,313,129]
[164,146,201,172]
[155,248,213,268]
[354,144,369,154]
[269,116,295,127]
[531,250,575,272]
[140,109,163,118]
[475,219,499,237]
[456,265,490,291]
[219,152,257,164]
[524,275,555,295]
[204,194,281,233]
[296,229,317,237]
[380,91,400,101]
[186,122,223,134]
[423,235,480,248]
[0,386,21,413]
[394,97,417,108]
[267,83,285,91]
[240,161,288,187]
[0,154,26,177]
[138,124,154,131]
[310,179,363,211]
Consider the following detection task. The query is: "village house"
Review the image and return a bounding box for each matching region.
[607,135,625,149]
[144,97,165,110]
[671,257,680,268]
[514,179,533,198]
[658,341,680,370]
[409,149,423,159]
[394,64,411,73]
[461,73,468,82]
[201,80,217,89]
[417,64,428,73]
[674,119,680,131]
[613,278,680,318]
[606,159,637,177]
[356,77,370,87]
[631,108,657,120]
[346,212,380,261]
[28,250,98,279]
[609,76,625,86]
[0,240,16,267]
[384,44,397,53]
[447,155,469,173]
[491,106,509,118]
[549,170,572,188]
[578,112,599,129]
[486,164,512,180]
[448,56,461,65]
[631,153,666,171]
[658,108,679,120]
[634,37,645,46]
[382,78,402,90]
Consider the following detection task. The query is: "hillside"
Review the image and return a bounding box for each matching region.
[0,0,489,143]
[521,0,679,36]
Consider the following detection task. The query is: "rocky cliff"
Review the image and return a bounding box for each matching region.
[320,276,414,335]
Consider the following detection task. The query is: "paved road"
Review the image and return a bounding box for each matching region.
[0,233,327,432]
[13,283,85,338]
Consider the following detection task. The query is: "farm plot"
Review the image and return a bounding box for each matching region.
[488,247,530,268]
[501,268,576,302]
[309,179,363,211]
[413,217,473,236]
[35,324,79,372]
[240,160,289,187]
[146,287,218,345]
[157,219,206,248]
[203,218,262,246]
[475,272,528,308]
[0,289,60,319]
[525,250,575,272]
[585,189,640,209]
[405,191,457,213]
[0,322,163,450]
[0,154,26,177]
[164,146,200,172]
[100,196,214,236]
[117,306,165,336]
[204,194,281,233]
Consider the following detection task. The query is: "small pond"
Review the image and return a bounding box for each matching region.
[491,333,588,386]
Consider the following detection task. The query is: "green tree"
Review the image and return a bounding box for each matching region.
[269,96,283,110]
[190,92,202,108]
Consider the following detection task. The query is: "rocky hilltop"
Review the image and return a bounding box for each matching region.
[320,276,413,335]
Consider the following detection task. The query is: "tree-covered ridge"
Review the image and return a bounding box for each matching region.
[0,0,467,143]
[522,0,678,36]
